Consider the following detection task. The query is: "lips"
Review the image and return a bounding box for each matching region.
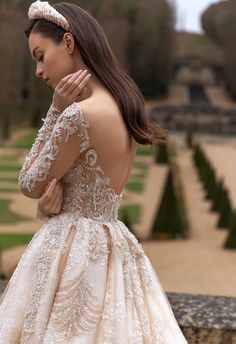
[43,77,49,84]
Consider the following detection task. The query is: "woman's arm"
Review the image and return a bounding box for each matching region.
[19,70,91,199]
[36,178,64,220]
[20,104,61,174]
[18,102,90,199]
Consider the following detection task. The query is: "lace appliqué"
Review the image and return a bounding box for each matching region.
[99,221,164,343]
[48,270,102,341]
[62,149,122,222]
[18,102,89,192]
[20,220,69,343]
[18,104,61,182]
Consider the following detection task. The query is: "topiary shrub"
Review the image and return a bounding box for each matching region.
[217,187,233,229]
[211,178,224,212]
[224,211,236,249]
[155,142,169,164]
[150,167,185,239]
[185,127,194,149]
[121,208,140,242]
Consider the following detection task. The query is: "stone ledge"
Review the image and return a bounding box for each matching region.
[1,280,235,343]
[167,292,236,343]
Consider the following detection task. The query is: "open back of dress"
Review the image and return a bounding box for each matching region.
[0,102,188,343]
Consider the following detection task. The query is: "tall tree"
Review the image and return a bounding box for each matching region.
[201,1,236,98]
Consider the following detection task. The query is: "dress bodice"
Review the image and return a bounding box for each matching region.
[61,148,123,222]
[18,102,123,223]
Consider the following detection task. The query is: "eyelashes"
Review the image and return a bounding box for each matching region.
[38,55,44,62]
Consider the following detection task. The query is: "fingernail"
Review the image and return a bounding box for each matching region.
[53,178,57,183]
[84,69,87,73]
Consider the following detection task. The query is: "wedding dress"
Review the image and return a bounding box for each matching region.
[0,101,188,343]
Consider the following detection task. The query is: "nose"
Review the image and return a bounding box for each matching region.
[36,66,44,78]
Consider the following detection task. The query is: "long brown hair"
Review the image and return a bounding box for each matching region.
[24,2,167,147]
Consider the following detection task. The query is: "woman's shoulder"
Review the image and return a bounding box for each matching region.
[78,92,123,128]
[78,93,131,154]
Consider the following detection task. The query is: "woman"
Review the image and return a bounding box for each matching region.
[0,1,188,343]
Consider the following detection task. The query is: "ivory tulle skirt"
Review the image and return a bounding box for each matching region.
[0,213,188,343]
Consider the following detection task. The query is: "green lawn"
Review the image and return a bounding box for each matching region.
[0,164,21,172]
[0,232,34,250]
[0,177,19,183]
[0,199,30,224]
[119,204,141,224]
[0,155,20,162]
[137,144,154,156]
[0,188,19,193]
[133,161,149,171]
[126,181,144,193]
[11,130,37,149]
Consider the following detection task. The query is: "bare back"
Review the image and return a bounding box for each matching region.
[80,92,137,195]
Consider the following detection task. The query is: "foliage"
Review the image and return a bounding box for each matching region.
[201,1,236,98]
[155,142,169,164]
[151,167,186,239]
[0,232,34,250]
[126,181,144,193]
[119,204,140,241]
[185,127,194,149]
[224,211,236,249]
[119,204,141,224]
[193,144,233,231]
[0,199,30,224]
[1,0,174,132]
[0,164,21,172]
[11,129,37,149]
[136,144,154,156]
[217,187,233,229]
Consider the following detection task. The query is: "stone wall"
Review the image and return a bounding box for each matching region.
[168,292,236,343]
[0,280,235,343]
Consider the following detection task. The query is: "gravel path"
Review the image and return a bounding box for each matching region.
[1,131,236,297]
[142,138,236,297]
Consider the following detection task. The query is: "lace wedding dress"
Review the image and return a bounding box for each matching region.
[0,102,188,343]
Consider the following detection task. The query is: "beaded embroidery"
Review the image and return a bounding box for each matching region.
[0,102,185,343]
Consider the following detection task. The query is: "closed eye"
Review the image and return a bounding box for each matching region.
[38,55,44,62]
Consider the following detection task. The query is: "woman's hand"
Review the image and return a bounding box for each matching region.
[52,69,91,112]
[37,178,64,218]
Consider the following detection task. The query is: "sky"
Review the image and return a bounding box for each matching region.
[174,0,222,33]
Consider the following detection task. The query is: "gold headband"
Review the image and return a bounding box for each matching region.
[28,0,70,31]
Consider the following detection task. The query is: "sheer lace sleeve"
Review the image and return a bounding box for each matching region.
[20,104,61,174]
[18,102,89,198]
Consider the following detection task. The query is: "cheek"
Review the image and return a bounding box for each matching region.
[49,54,75,84]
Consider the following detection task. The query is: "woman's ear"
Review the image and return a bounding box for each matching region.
[63,32,75,54]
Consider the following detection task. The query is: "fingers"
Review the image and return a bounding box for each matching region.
[49,182,63,214]
[61,70,90,96]
[55,73,73,92]
[53,193,64,214]
[73,73,91,97]
[59,70,83,93]
[39,179,63,215]
[45,180,63,207]
[42,178,57,200]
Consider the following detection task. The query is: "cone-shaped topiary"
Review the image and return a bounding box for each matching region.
[185,127,194,149]
[151,168,185,239]
[155,142,169,164]
[122,208,140,242]
[211,178,224,212]
[224,211,236,249]
[217,187,233,229]
[205,166,217,201]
